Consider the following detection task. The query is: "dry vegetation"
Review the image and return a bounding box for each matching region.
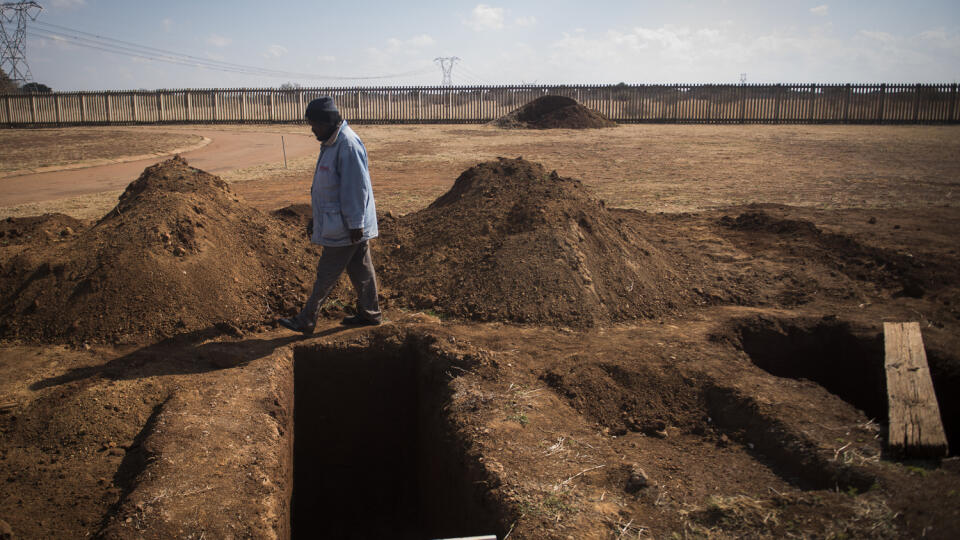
[0,128,204,174]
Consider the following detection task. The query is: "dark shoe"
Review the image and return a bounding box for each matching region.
[278,317,314,335]
[340,315,381,327]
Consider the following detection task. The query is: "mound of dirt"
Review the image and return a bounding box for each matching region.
[378,157,694,326]
[0,213,86,246]
[493,95,616,129]
[0,156,317,344]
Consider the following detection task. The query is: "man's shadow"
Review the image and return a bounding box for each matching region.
[30,324,351,391]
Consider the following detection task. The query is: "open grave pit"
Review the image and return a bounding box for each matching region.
[291,331,509,539]
[731,315,960,458]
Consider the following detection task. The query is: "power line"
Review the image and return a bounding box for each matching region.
[29,20,435,83]
[1,1,42,85]
[456,63,492,85]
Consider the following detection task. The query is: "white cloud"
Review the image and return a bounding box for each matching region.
[207,34,232,47]
[387,34,435,50]
[266,44,288,57]
[859,30,895,43]
[515,16,536,27]
[810,5,829,16]
[467,4,504,31]
[545,23,960,84]
[369,34,436,61]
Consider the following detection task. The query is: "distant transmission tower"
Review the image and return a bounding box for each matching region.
[0,1,42,85]
[434,56,460,86]
[739,73,747,85]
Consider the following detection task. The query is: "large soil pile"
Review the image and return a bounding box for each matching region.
[378,157,694,325]
[0,156,316,344]
[493,95,616,129]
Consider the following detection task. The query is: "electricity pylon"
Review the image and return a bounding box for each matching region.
[434,56,459,86]
[1,1,42,85]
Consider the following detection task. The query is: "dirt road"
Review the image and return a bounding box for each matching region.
[0,127,317,207]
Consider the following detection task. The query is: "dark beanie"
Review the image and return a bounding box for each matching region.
[305,97,340,122]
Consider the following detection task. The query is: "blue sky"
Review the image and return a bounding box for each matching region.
[16,0,960,90]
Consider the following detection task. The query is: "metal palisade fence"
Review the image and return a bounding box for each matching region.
[1,83,958,126]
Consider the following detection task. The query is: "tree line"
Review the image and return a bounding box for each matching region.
[1,68,52,94]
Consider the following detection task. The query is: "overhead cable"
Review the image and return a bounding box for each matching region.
[30,21,434,81]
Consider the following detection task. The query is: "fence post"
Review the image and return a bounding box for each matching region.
[738,84,745,124]
[212,90,218,122]
[808,84,816,123]
[80,94,86,123]
[131,93,138,123]
[3,94,10,124]
[54,94,61,125]
[773,84,781,124]
[105,94,111,124]
[157,93,163,123]
[187,92,193,122]
[843,84,851,124]
[29,94,36,124]
[913,83,922,123]
[950,83,958,123]
[605,86,613,119]
[298,90,303,117]
[241,92,247,122]
[877,83,886,124]
[673,84,679,122]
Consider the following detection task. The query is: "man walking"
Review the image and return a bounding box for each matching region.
[279,97,382,334]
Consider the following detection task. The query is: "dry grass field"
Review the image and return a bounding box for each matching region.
[1,123,959,539]
[229,123,960,216]
[0,128,204,175]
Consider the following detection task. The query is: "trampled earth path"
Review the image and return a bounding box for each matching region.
[0,127,317,207]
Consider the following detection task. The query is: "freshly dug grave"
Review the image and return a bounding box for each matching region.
[493,95,616,129]
[718,209,956,299]
[377,157,696,325]
[0,156,318,345]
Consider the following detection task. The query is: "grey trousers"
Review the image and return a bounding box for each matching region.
[295,240,382,327]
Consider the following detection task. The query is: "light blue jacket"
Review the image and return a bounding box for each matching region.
[309,120,379,247]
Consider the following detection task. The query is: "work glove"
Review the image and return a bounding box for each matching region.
[349,228,363,243]
[305,218,313,238]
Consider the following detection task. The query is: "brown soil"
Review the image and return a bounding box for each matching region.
[1,126,960,540]
[493,95,617,129]
[0,156,320,345]
[0,213,86,245]
[378,158,694,325]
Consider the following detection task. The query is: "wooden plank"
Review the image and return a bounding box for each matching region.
[884,322,949,458]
